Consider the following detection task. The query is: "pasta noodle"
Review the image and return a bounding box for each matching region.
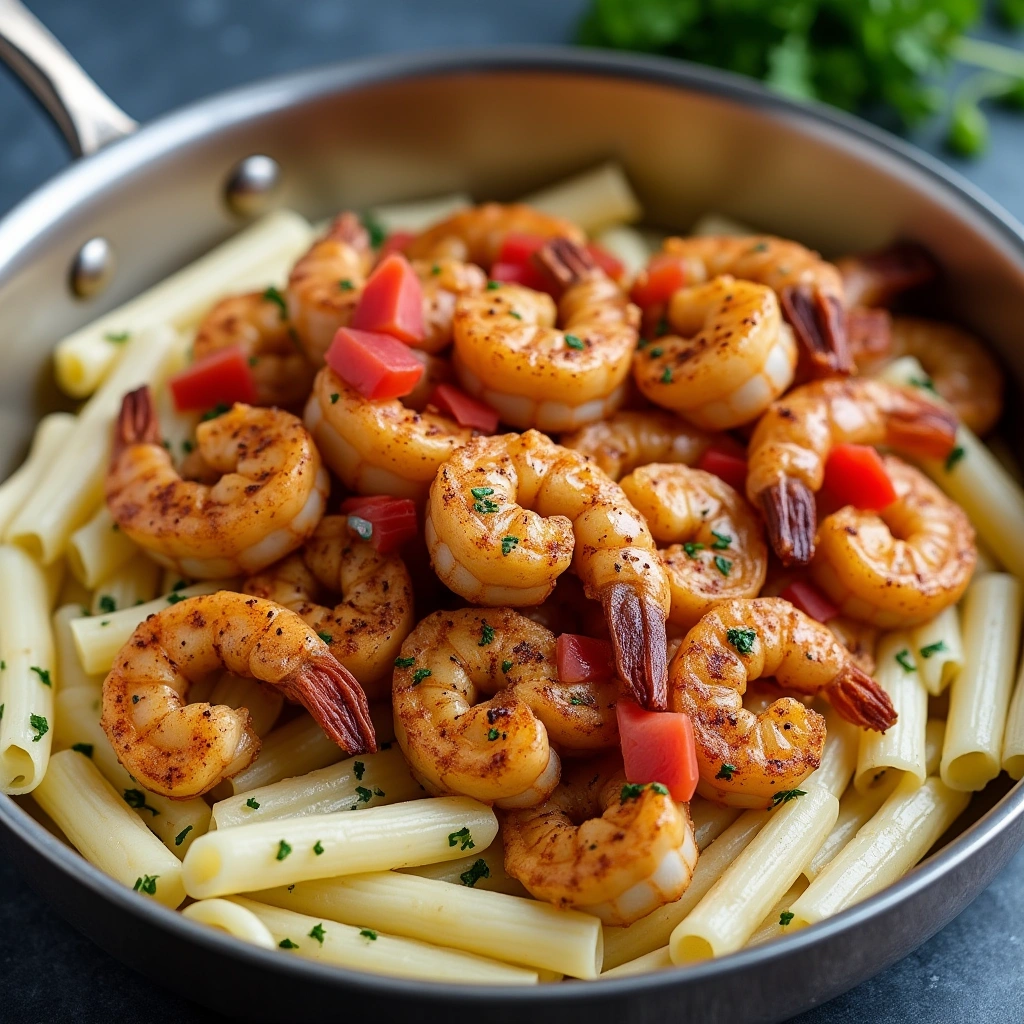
[747,877,809,946]
[941,573,1023,791]
[67,504,140,588]
[1001,656,1024,780]
[0,414,76,540]
[182,796,499,899]
[600,946,673,979]
[522,162,641,233]
[369,193,472,234]
[33,750,186,909]
[911,606,964,696]
[688,796,742,851]
[805,704,860,799]
[52,604,103,691]
[398,837,528,897]
[0,544,56,794]
[181,898,276,948]
[89,554,162,616]
[593,225,654,276]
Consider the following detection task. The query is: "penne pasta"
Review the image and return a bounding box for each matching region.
[593,225,654,276]
[225,897,538,985]
[805,704,861,799]
[0,545,56,794]
[250,871,603,979]
[911,605,965,696]
[1001,655,1024,780]
[369,193,472,234]
[398,837,528,897]
[669,786,839,963]
[89,554,162,616]
[181,898,276,948]
[33,750,186,909]
[208,674,284,739]
[67,504,140,588]
[690,212,759,236]
[600,945,674,979]
[689,796,742,851]
[854,634,928,794]
[941,573,1023,791]
[0,413,76,540]
[747,877,809,946]
[182,796,499,899]
[522,162,641,233]
[52,604,103,690]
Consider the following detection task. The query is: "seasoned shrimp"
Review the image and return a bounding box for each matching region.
[669,598,897,808]
[425,430,672,709]
[243,515,414,699]
[812,455,975,628]
[192,291,315,407]
[414,257,489,353]
[746,378,959,567]
[561,410,715,481]
[101,592,375,798]
[837,241,937,309]
[392,609,619,807]
[286,213,372,363]
[304,366,474,502]
[404,202,585,265]
[633,276,796,429]
[620,464,767,630]
[659,235,850,375]
[452,239,639,431]
[500,755,698,925]
[106,388,329,578]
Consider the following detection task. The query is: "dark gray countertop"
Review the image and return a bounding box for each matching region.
[1,2,1023,1022]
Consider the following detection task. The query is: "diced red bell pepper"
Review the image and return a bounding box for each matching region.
[823,443,897,510]
[697,442,748,493]
[169,345,257,411]
[780,580,839,623]
[429,384,499,433]
[351,253,425,344]
[630,254,689,308]
[617,699,700,803]
[377,230,415,261]
[556,634,615,684]
[339,494,394,514]
[326,327,424,401]
[586,242,625,280]
[490,260,556,294]
[347,498,418,553]
[497,232,547,267]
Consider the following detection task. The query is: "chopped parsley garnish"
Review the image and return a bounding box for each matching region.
[660,366,673,384]
[278,938,299,949]
[330,393,340,404]
[478,622,496,646]
[313,840,324,855]
[486,280,500,290]
[276,839,292,861]
[360,212,386,248]
[487,728,500,741]
[355,786,373,804]
[460,859,491,887]
[431,264,441,276]
[714,555,732,576]
[920,640,948,659]
[359,928,378,941]
[501,535,519,556]
[620,783,645,803]
[29,666,51,687]
[565,334,585,350]
[471,486,494,498]
[29,714,48,742]
[945,446,965,472]
[0,704,4,719]
[655,316,669,337]
[448,827,475,851]
[309,923,326,945]
[373,787,385,797]
[772,789,806,806]
[711,531,732,550]
[909,376,938,393]
[317,631,333,645]
[682,541,705,557]
[182,439,195,454]
[263,286,288,319]
[412,668,432,686]
[104,331,130,343]
[395,656,416,668]
[174,825,194,846]
[166,593,186,604]
[71,743,94,758]
[97,594,117,614]
[339,278,354,291]
[348,515,373,540]
[650,782,669,795]
[353,760,366,781]
[569,695,589,706]
[124,789,160,816]
[133,875,159,895]
[509,310,522,320]
[132,695,141,704]
[200,402,231,422]
[779,911,795,926]
[247,356,258,367]
[501,659,513,673]
[245,797,260,810]
[470,486,499,514]
[895,649,916,673]
[648,346,664,359]
[726,627,757,655]
[716,763,737,781]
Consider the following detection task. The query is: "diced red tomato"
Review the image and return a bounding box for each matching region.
[556,634,615,684]
[347,498,418,553]
[351,253,425,344]
[489,260,555,294]
[823,443,897,510]
[169,345,257,411]
[780,580,839,623]
[497,232,547,267]
[697,442,748,493]
[325,327,424,401]
[586,242,625,281]
[429,384,499,433]
[630,255,689,308]
[339,494,393,514]
[377,230,415,261]
[617,700,699,803]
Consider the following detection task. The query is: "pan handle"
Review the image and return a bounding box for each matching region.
[0,0,137,157]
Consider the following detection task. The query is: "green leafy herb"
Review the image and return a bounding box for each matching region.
[200,402,231,422]
[166,593,186,605]
[174,825,194,847]
[895,648,916,672]
[359,928,378,941]
[509,310,522,320]
[263,285,288,319]
[772,789,806,806]
[71,743,94,758]
[620,782,645,803]
[716,763,737,781]
[278,938,299,949]
[502,659,513,673]
[779,911,795,927]
[29,666,52,687]
[412,668,432,685]
[355,786,373,804]
[182,439,195,454]
[565,333,585,350]
[650,782,670,795]
[711,531,732,550]
[330,393,340,404]
[313,840,324,855]
[361,212,387,248]
[714,555,733,576]
[909,376,938,393]
[474,498,499,514]
[395,656,416,668]
[920,640,949,659]
[29,714,48,742]
[726,627,757,655]
[104,331,130,343]
[682,541,705,557]
[276,839,292,861]
[487,727,500,741]
[478,622,496,646]
[124,789,160,816]
[945,446,966,471]
[246,797,260,810]
[339,278,354,291]
[460,859,491,887]
[248,356,259,367]
[655,316,669,337]
[471,486,494,498]
[309,923,326,945]
[373,787,385,797]
[353,760,366,781]
[486,280,501,290]
[448,827,475,851]
[660,366,673,384]
[649,346,664,358]
[348,515,373,540]
[501,535,519,556]
[0,705,4,720]
[317,631,333,645]
[132,695,141,704]
[431,264,442,276]
[569,695,590,706]
[133,875,159,895]
[97,594,117,614]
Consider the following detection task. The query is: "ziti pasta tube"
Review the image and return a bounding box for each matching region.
[0,413,76,540]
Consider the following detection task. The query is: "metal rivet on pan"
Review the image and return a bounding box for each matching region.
[70,237,115,298]
[224,154,281,217]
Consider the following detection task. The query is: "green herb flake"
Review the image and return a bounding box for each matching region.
[174,825,194,847]
[278,938,299,949]
[132,695,141,704]
[920,640,948,659]
[682,541,705,557]
[373,787,385,797]
[245,797,260,810]
[339,278,354,291]
[478,622,496,646]
[716,763,737,781]
[470,486,494,498]
[945,446,966,472]
[501,535,519,556]
[487,728,501,742]
[711,531,732,550]
[309,923,326,945]
[247,356,259,367]
[620,782,645,803]
[714,555,733,577]
[330,393,340,404]
[779,911,795,927]
[29,714,48,742]
[353,760,366,781]
[182,439,195,454]
[895,648,916,673]
[123,789,160,816]
[509,310,522,320]
[317,631,333,645]
[565,333,585,350]
[412,668,432,686]
[355,786,373,804]
[104,331,130,343]
[71,743,94,758]
[29,666,52,687]
[501,659,513,674]
[569,695,590,706]
[650,782,670,795]
[726,627,757,655]
[133,875,159,895]
[431,264,441,276]
[459,859,491,887]
[359,928,378,941]
[312,839,325,856]
[909,376,938,393]
[655,316,669,337]
[395,656,416,669]
[473,498,499,514]
[361,213,386,248]
[660,366,673,384]
[772,789,806,807]
[200,402,231,422]
[448,826,475,851]
[486,280,500,290]
[97,594,117,614]
[649,346,664,358]
[166,593,186,605]
[276,839,292,861]
[347,515,373,540]
[263,286,288,320]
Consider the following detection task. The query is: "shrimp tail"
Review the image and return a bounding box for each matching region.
[288,653,378,754]
[326,211,370,251]
[114,385,162,459]
[827,662,898,732]
[887,394,960,461]
[847,307,891,363]
[602,582,668,711]
[759,477,816,567]
[534,237,597,291]
[781,285,853,377]
[841,242,938,308]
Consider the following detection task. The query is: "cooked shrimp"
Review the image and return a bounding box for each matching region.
[101,592,375,798]
[286,213,372,363]
[106,388,329,578]
[632,276,796,429]
[243,515,414,700]
[404,202,585,265]
[425,430,672,709]
[561,410,715,481]
[500,755,698,925]
[620,463,767,631]
[746,378,959,567]
[414,257,489,353]
[392,609,619,807]
[193,291,315,407]
[660,235,850,375]
[837,241,937,309]
[811,455,975,628]
[668,598,897,808]
[304,366,474,502]
[452,239,638,431]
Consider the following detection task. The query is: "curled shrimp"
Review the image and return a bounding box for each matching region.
[452,239,639,431]
[193,291,315,407]
[425,429,671,709]
[561,409,715,481]
[746,378,959,567]
[811,455,975,628]
[404,202,585,265]
[658,235,850,376]
[392,609,619,807]
[286,213,373,363]
[106,388,329,578]
[669,597,897,808]
[101,592,375,798]
[632,275,796,429]
[243,515,414,700]
[414,257,489,353]
[500,755,698,925]
[836,241,937,309]
[620,463,767,631]
[304,365,475,502]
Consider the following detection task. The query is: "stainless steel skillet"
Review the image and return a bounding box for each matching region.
[1,1,1023,1020]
